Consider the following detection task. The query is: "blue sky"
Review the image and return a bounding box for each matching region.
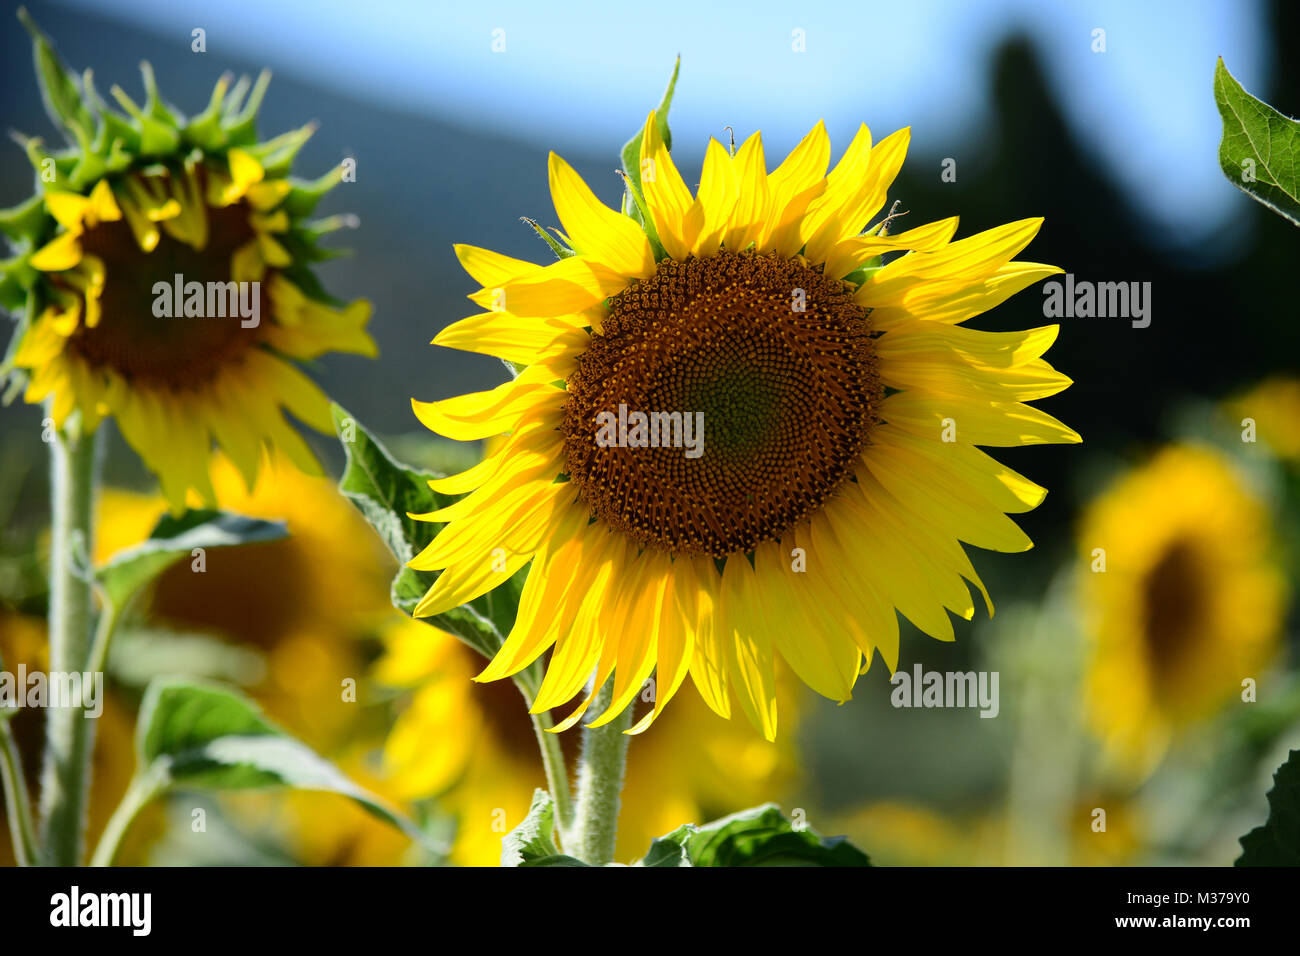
[54,0,1269,248]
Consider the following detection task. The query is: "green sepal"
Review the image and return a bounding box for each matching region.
[521,216,575,259]
[84,69,141,157]
[17,7,95,146]
[0,194,47,245]
[183,75,235,152]
[221,70,272,147]
[283,169,345,220]
[246,124,317,179]
[619,57,678,255]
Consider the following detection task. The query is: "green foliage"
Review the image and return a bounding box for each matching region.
[133,678,425,843]
[332,405,533,679]
[502,795,872,867]
[501,789,586,867]
[96,509,286,609]
[1215,58,1300,226]
[1237,749,1300,866]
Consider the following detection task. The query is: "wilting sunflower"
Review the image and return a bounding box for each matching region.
[411,109,1077,738]
[1080,444,1288,775]
[376,617,799,864]
[0,16,374,510]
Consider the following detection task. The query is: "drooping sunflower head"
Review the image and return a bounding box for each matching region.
[411,83,1078,739]
[1079,444,1288,776]
[0,13,375,510]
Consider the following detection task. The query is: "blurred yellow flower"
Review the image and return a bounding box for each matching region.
[835,794,1139,866]
[1226,377,1300,462]
[96,452,391,748]
[1078,444,1288,776]
[376,617,800,864]
[0,611,139,865]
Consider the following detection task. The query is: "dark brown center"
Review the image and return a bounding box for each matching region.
[1141,539,1205,682]
[64,193,268,390]
[562,250,881,558]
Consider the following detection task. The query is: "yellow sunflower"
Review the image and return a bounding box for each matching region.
[1,16,374,510]
[376,616,799,864]
[1079,444,1288,775]
[409,109,1077,738]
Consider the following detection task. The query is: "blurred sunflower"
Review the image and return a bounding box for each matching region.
[0,15,374,510]
[1226,377,1300,463]
[1079,444,1288,775]
[376,617,799,864]
[0,610,139,865]
[95,451,391,747]
[836,794,1138,866]
[410,109,1077,738]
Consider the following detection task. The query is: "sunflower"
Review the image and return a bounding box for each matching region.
[1079,444,1288,775]
[376,617,799,864]
[95,451,392,747]
[0,610,139,865]
[1226,377,1300,464]
[410,110,1077,739]
[0,16,374,510]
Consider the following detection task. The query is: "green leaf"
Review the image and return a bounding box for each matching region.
[619,57,679,244]
[332,404,532,669]
[107,627,265,689]
[1214,58,1300,226]
[96,509,286,609]
[502,789,587,867]
[331,403,444,610]
[1236,749,1300,866]
[637,824,694,867]
[135,678,427,845]
[683,805,871,867]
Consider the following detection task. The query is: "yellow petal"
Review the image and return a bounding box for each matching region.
[548,152,654,277]
[30,232,83,272]
[638,109,694,260]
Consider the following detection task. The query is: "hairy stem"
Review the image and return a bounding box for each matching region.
[0,714,38,867]
[37,417,100,866]
[569,677,633,865]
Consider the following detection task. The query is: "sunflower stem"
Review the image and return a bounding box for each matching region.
[89,765,166,867]
[528,709,574,842]
[569,677,632,865]
[0,703,39,866]
[37,414,100,866]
